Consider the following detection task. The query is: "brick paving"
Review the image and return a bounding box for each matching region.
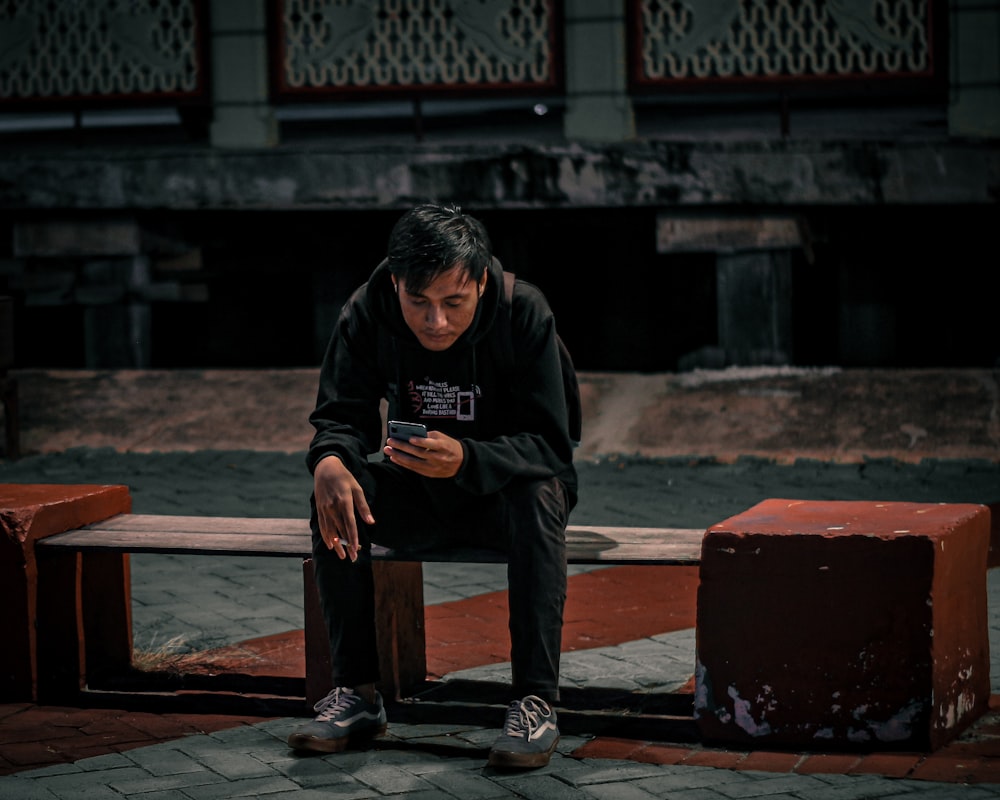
[3,434,1000,794]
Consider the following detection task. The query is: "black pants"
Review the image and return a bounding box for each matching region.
[310,460,569,703]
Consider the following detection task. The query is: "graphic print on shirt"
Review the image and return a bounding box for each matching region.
[407,378,481,422]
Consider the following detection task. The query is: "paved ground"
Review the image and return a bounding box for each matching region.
[2,367,1000,798]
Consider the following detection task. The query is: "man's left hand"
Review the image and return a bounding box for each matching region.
[384,430,463,478]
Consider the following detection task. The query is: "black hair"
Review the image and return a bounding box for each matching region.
[385,203,493,295]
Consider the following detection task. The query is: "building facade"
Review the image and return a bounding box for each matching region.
[0,0,997,372]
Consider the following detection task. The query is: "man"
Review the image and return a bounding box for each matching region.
[287,203,578,770]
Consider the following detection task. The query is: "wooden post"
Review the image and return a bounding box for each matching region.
[302,557,428,706]
[81,552,133,684]
[373,560,427,702]
[35,549,86,701]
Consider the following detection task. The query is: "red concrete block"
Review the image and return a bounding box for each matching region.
[0,484,131,702]
[846,752,922,778]
[570,736,647,761]
[695,498,990,751]
[737,750,805,773]
[681,748,748,769]
[627,743,692,766]
[796,752,866,774]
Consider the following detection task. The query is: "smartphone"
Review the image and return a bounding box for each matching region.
[388,420,428,441]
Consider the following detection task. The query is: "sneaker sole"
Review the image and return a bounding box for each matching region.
[287,723,388,754]
[487,736,559,769]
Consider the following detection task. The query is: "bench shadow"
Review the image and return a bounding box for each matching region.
[73,673,699,746]
[387,678,699,743]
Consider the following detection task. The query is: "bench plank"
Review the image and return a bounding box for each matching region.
[37,514,704,565]
[38,529,311,557]
[57,514,310,536]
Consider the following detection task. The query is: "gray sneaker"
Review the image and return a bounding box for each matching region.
[487,695,559,769]
[287,687,387,753]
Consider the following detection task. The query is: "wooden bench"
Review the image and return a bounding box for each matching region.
[35,513,704,705]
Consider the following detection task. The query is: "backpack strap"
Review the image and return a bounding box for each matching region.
[496,269,582,446]
[376,331,400,420]
[495,270,517,375]
[502,270,516,303]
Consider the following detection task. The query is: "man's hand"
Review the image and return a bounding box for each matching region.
[384,430,464,478]
[313,455,373,561]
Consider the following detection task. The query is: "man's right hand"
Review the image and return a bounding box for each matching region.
[313,455,375,562]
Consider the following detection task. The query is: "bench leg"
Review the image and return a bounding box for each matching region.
[374,560,427,702]
[0,537,38,701]
[34,550,132,701]
[302,558,428,706]
[34,550,86,702]
[81,552,133,684]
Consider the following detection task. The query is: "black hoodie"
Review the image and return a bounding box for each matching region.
[306,256,578,507]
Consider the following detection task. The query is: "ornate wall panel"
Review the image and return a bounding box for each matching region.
[271,0,561,98]
[630,0,940,89]
[0,0,208,104]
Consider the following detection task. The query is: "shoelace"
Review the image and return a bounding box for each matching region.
[313,688,360,722]
[502,695,550,738]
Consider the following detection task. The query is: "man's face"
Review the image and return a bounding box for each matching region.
[394,265,486,352]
